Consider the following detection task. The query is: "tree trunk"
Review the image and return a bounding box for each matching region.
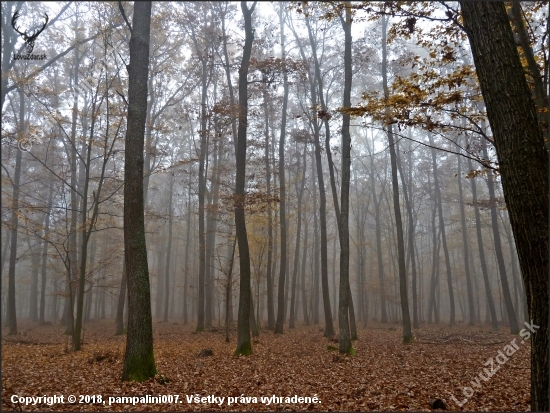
[467,151,498,330]
[481,138,519,334]
[456,144,475,325]
[338,3,353,354]
[7,89,25,335]
[262,75,275,330]
[39,182,54,324]
[396,141,418,329]
[163,173,174,322]
[29,236,40,322]
[370,137,388,322]
[115,261,127,335]
[311,151,320,325]
[460,3,548,409]
[381,16,412,342]
[428,135,455,325]
[274,3,289,335]
[225,236,237,342]
[234,0,256,356]
[301,192,310,326]
[290,144,306,329]
[196,54,208,333]
[121,1,156,382]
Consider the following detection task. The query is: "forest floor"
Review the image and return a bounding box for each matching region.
[2,320,530,411]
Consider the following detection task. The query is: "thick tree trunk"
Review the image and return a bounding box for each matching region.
[461,3,548,410]
[121,1,156,382]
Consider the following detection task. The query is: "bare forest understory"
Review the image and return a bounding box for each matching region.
[2,320,530,412]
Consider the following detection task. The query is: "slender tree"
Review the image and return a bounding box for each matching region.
[274,3,289,334]
[338,2,353,354]
[456,144,475,326]
[428,134,455,325]
[381,15,412,342]
[234,0,256,356]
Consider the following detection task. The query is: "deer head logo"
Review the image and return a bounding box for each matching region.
[11,10,48,54]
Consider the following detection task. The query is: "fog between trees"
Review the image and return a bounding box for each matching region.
[1,1,548,410]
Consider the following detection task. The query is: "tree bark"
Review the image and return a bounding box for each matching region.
[234,0,256,356]
[338,2,353,354]
[460,3,549,410]
[274,3,289,335]
[121,1,156,382]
